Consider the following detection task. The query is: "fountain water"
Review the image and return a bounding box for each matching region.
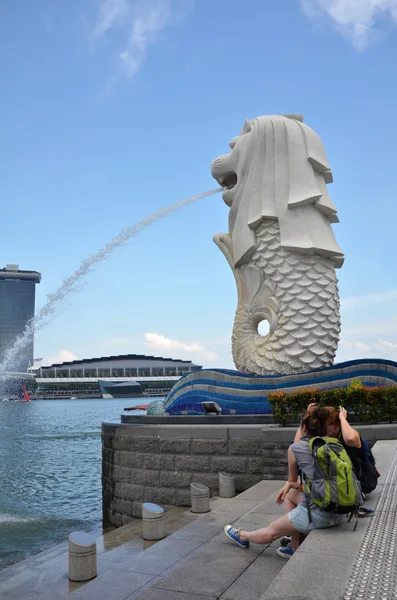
[0,188,222,376]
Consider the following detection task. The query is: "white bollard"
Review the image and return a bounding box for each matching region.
[68,532,97,582]
[142,503,165,541]
[190,482,210,513]
[219,471,236,498]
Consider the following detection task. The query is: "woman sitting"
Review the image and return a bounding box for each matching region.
[224,406,346,558]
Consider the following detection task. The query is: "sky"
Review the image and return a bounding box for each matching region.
[1,0,397,369]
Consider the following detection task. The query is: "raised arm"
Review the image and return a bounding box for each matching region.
[294,402,318,442]
[294,426,303,443]
[339,406,361,448]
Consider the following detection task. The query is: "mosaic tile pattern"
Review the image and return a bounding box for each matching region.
[164,359,397,415]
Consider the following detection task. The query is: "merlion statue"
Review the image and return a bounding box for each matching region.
[211,114,344,375]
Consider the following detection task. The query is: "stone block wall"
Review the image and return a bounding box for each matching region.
[102,423,273,527]
[261,441,290,480]
[102,422,397,528]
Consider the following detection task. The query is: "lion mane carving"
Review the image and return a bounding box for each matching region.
[211,114,344,375]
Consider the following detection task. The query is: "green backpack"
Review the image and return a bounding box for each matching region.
[303,436,363,516]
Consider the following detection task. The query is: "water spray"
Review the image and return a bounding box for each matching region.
[0,188,222,376]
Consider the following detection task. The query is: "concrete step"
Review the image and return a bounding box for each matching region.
[0,482,285,599]
[259,440,397,600]
[0,505,195,599]
[65,479,286,600]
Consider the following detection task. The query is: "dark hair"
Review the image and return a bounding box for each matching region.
[324,406,341,428]
[301,406,329,437]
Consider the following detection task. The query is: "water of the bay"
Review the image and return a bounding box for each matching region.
[0,398,153,570]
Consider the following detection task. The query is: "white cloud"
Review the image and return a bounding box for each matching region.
[339,340,371,353]
[91,0,192,79]
[92,0,129,38]
[374,339,397,351]
[337,338,397,362]
[46,349,79,365]
[301,0,397,49]
[144,332,218,362]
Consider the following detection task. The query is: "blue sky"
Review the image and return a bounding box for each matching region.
[1,0,397,369]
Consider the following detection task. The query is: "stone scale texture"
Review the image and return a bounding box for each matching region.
[211,114,344,376]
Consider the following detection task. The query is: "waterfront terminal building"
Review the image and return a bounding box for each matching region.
[34,354,202,399]
[0,264,41,374]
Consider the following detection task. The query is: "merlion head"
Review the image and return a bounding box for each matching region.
[211,114,344,269]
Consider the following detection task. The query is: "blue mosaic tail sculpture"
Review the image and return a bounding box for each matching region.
[163,359,397,415]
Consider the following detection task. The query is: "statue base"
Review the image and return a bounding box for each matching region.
[163,359,397,415]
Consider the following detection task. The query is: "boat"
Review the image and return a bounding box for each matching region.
[124,404,149,411]
[15,386,31,402]
[99,380,143,399]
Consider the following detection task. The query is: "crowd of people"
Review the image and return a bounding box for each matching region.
[224,404,377,558]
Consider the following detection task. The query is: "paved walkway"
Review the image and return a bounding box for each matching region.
[0,480,286,600]
[1,440,396,600]
[259,440,397,600]
[0,504,202,600]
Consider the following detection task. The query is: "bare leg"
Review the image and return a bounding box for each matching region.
[284,488,303,513]
[239,513,302,551]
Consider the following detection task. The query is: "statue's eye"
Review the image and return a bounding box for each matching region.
[229,136,240,150]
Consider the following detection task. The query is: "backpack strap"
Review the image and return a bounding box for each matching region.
[348,510,359,531]
[309,437,329,469]
[303,436,326,523]
[309,436,326,455]
[301,472,313,524]
[306,493,313,524]
[297,436,313,522]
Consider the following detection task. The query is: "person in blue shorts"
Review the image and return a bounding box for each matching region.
[282,403,362,514]
[224,405,346,558]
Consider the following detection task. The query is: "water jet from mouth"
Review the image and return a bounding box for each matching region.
[0,188,222,377]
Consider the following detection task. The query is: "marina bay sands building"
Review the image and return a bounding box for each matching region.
[0,265,41,373]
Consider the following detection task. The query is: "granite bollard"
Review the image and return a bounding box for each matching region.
[142,502,165,541]
[190,482,210,513]
[219,471,236,498]
[68,531,97,582]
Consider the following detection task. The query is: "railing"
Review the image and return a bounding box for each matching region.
[143,388,170,396]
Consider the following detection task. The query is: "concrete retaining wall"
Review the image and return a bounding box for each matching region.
[102,422,397,528]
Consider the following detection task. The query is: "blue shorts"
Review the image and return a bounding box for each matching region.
[288,503,346,535]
